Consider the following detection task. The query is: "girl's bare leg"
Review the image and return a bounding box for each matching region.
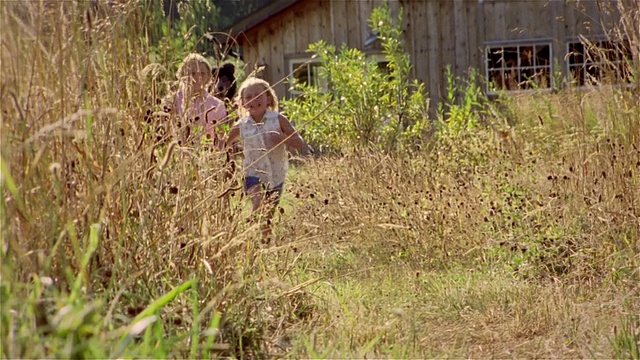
[260,222,272,239]
[247,185,263,212]
[261,189,283,241]
[247,186,273,242]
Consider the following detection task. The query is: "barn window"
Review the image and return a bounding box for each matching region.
[288,59,328,97]
[485,42,552,93]
[566,39,633,87]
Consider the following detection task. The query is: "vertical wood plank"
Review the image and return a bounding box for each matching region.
[587,0,617,35]
[437,1,455,103]
[294,3,309,53]
[307,1,321,45]
[580,0,600,36]
[467,0,481,74]
[331,0,348,47]
[402,0,416,81]
[522,1,554,38]
[359,0,375,50]
[477,0,487,89]
[506,1,520,40]
[483,1,496,41]
[552,0,567,81]
[564,0,578,38]
[484,0,507,41]
[562,1,617,46]
[270,19,286,96]
[426,0,440,104]
[346,0,360,48]
[318,1,331,43]
[282,11,296,55]
[280,10,296,97]
[243,31,258,76]
[256,25,271,80]
[454,0,468,76]
[563,0,603,38]
[598,0,620,34]
[413,0,429,85]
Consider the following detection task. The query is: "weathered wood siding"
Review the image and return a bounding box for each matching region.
[562,0,621,38]
[402,1,481,103]
[480,1,621,78]
[238,0,621,107]
[241,0,402,97]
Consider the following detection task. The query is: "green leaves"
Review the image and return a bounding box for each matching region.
[282,3,430,154]
[139,0,222,68]
[436,66,485,137]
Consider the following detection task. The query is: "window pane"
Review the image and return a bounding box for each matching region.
[568,43,584,66]
[531,67,550,89]
[488,69,505,90]
[585,43,602,64]
[503,47,518,68]
[292,62,310,87]
[377,61,390,75]
[309,63,323,87]
[533,45,550,67]
[570,65,585,86]
[602,41,620,62]
[586,63,600,85]
[487,48,503,70]
[520,46,534,67]
[309,63,328,92]
[521,67,533,88]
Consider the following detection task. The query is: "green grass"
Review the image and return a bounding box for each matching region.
[2,1,639,359]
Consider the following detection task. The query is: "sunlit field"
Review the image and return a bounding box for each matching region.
[1,1,639,358]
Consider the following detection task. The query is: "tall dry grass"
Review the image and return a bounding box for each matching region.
[1,1,639,358]
[1,2,262,356]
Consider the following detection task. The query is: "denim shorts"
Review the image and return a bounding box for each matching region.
[244,176,283,204]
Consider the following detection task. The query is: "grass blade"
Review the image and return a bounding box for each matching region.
[132,279,196,324]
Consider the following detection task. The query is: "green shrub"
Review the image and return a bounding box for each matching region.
[436,66,485,137]
[281,3,430,154]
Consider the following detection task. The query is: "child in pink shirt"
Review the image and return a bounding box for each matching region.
[166,53,227,144]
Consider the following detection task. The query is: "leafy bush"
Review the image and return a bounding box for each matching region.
[138,0,221,60]
[436,66,486,136]
[281,4,430,154]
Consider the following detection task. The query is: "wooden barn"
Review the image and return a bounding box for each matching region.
[222,0,630,106]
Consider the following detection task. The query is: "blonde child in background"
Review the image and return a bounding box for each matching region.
[223,77,312,241]
[165,53,227,144]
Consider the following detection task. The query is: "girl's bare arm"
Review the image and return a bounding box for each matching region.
[277,114,312,154]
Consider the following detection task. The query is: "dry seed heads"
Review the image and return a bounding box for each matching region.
[159,141,177,170]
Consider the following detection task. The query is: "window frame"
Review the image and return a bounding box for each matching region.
[484,39,554,95]
[565,36,633,88]
[287,58,328,98]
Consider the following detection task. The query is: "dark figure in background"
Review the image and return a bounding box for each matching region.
[211,63,237,102]
[211,63,240,186]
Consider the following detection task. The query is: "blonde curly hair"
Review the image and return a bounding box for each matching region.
[235,77,278,116]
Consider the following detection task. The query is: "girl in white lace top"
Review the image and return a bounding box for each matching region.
[223,77,312,240]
